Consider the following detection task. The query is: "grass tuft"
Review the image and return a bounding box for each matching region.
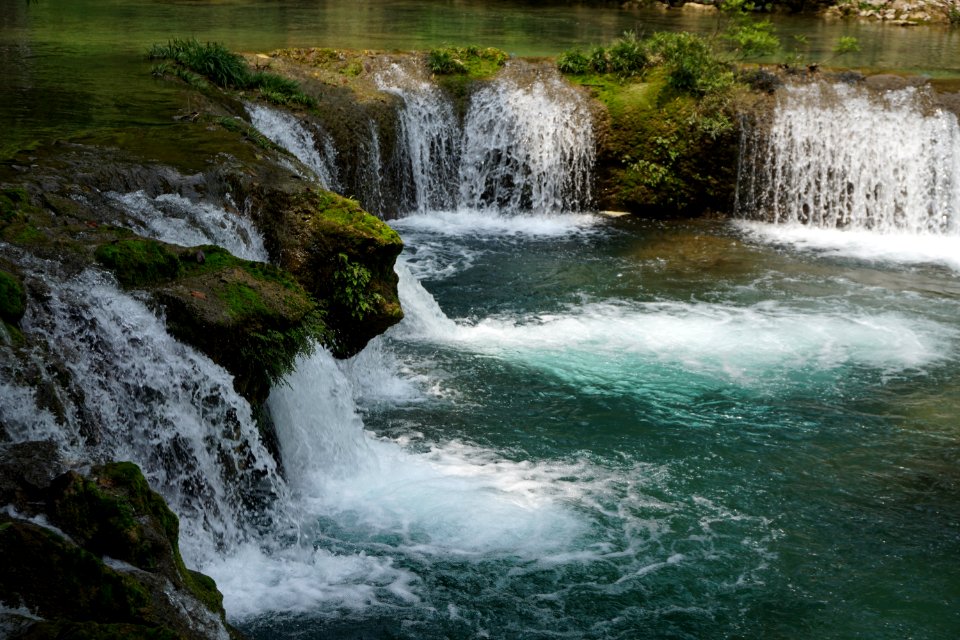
[148,38,316,107]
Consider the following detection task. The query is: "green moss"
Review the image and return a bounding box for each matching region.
[0,517,154,624]
[299,190,401,245]
[0,187,29,224]
[95,239,182,287]
[2,223,45,246]
[49,463,226,616]
[0,269,26,323]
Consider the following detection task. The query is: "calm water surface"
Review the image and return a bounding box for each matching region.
[3,0,960,156]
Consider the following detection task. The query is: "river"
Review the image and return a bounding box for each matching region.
[2,1,960,639]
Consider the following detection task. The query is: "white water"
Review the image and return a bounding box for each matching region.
[459,70,594,212]
[376,64,461,212]
[736,83,960,268]
[377,62,595,215]
[246,103,340,189]
[106,191,269,262]
[15,268,289,564]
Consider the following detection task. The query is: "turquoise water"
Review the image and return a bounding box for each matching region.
[231,212,960,639]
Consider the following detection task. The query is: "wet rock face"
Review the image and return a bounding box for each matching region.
[0,447,236,640]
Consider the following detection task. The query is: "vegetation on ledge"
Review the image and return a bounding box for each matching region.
[148,38,316,107]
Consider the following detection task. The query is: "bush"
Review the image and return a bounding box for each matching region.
[646,32,732,97]
[557,49,590,75]
[428,49,467,74]
[608,32,648,77]
[427,46,509,76]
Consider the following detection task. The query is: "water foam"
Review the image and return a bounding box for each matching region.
[107,191,269,262]
[393,265,952,386]
[736,220,960,272]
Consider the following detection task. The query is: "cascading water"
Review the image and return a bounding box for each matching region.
[376,64,461,212]
[459,66,594,212]
[106,190,269,262]
[246,103,340,190]
[377,61,595,215]
[736,83,960,233]
[5,260,291,565]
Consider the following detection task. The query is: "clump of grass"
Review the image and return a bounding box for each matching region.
[560,31,732,98]
[148,38,316,107]
[557,49,589,75]
[427,46,509,77]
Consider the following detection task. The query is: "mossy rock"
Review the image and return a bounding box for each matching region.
[156,245,327,402]
[0,268,26,324]
[0,516,155,625]
[14,620,181,640]
[93,237,327,402]
[48,462,226,619]
[268,188,403,358]
[569,70,741,216]
[0,187,29,224]
[94,238,182,288]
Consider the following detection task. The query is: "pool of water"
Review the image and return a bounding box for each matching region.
[214,211,960,639]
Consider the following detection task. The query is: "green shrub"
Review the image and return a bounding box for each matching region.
[427,46,508,76]
[556,49,590,75]
[588,45,610,73]
[608,31,648,77]
[428,49,468,74]
[647,32,733,97]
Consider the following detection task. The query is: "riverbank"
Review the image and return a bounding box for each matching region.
[639,0,960,25]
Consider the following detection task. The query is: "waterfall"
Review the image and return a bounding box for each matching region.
[377,62,595,214]
[246,103,340,190]
[8,265,292,566]
[459,68,595,213]
[106,191,269,262]
[376,64,461,212]
[736,83,960,234]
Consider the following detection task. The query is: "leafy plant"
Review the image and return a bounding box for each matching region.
[332,253,383,320]
[647,32,733,97]
[428,49,467,74]
[607,31,648,77]
[557,49,590,75]
[427,46,508,76]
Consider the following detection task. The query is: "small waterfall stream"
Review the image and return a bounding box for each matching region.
[736,83,960,234]
[7,263,291,566]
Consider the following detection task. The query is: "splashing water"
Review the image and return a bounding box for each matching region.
[12,267,290,565]
[106,191,269,262]
[735,82,960,268]
[737,83,960,232]
[377,62,595,215]
[376,64,461,212]
[246,103,340,190]
[459,66,594,213]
